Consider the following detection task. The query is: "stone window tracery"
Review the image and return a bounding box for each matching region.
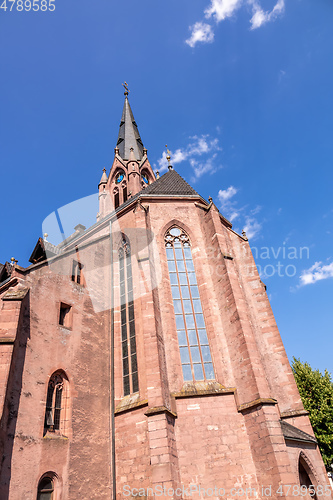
[44,371,70,437]
[119,237,139,396]
[141,170,150,187]
[165,226,214,382]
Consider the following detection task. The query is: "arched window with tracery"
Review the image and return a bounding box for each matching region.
[119,236,139,396]
[141,169,150,187]
[37,477,54,500]
[113,170,127,208]
[165,226,214,382]
[44,371,70,437]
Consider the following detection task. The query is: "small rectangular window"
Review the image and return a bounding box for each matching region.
[59,303,72,328]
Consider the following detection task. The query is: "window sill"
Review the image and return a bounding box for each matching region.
[58,325,72,331]
[171,380,236,399]
[115,393,148,415]
[43,431,69,441]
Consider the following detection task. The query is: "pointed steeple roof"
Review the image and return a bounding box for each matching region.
[116,95,144,161]
[99,168,108,186]
[141,168,199,197]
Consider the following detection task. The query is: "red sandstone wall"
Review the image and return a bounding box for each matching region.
[175,394,258,494]
[0,193,329,498]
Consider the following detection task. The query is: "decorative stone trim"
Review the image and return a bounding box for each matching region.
[144,406,177,419]
[238,398,278,413]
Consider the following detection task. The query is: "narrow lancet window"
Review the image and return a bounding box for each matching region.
[165,226,214,382]
[114,191,120,209]
[37,477,54,500]
[119,237,139,396]
[71,260,82,284]
[44,371,69,436]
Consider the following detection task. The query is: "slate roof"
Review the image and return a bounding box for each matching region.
[29,237,62,264]
[0,262,13,284]
[116,96,144,161]
[140,168,200,197]
[280,420,317,444]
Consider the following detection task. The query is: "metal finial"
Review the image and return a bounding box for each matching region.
[10,257,18,266]
[165,145,173,170]
[103,168,106,173]
[122,81,130,96]
[10,257,15,263]
[208,196,213,203]
[44,233,48,241]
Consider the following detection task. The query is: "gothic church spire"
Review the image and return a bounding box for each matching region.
[116,86,144,161]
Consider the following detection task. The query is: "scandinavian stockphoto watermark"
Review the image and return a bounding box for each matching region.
[0,0,55,11]
[251,244,310,279]
[203,243,310,280]
[123,483,332,498]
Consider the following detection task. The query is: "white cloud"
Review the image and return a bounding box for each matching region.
[218,185,238,202]
[217,185,262,238]
[243,216,262,240]
[186,0,286,47]
[249,0,285,30]
[299,261,333,287]
[190,154,219,181]
[218,185,240,222]
[156,134,222,178]
[205,0,243,22]
[186,22,214,48]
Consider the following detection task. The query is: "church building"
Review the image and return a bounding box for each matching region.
[0,89,329,499]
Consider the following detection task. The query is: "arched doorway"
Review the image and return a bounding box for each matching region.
[299,454,317,500]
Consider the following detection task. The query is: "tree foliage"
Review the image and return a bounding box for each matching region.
[292,357,333,470]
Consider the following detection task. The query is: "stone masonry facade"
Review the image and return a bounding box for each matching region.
[0,94,330,500]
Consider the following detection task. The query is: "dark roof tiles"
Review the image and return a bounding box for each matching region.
[116,97,144,161]
[141,168,199,197]
[280,420,317,444]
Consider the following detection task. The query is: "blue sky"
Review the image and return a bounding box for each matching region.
[1,0,332,374]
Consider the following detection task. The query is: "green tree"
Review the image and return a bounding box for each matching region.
[292,357,333,470]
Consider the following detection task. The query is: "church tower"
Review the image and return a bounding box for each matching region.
[0,90,330,499]
[98,86,155,220]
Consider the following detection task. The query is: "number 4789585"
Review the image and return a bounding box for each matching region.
[0,0,55,11]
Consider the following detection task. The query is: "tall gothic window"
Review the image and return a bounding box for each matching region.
[119,237,139,396]
[165,226,214,382]
[44,371,69,436]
